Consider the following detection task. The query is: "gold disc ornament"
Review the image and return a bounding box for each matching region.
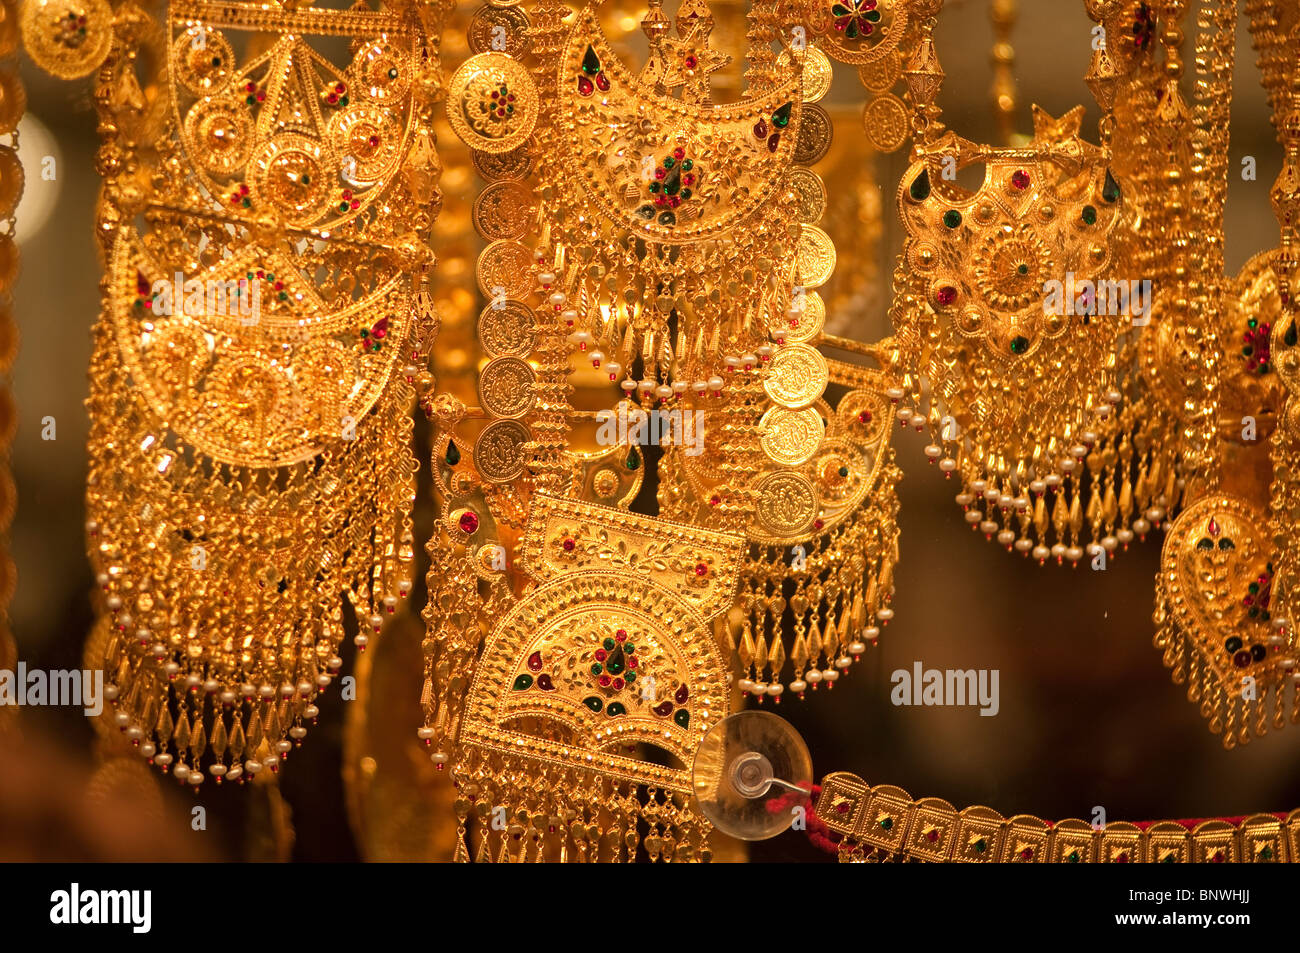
[760,405,824,467]
[787,168,827,224]
[754,471,819,538]
[476,239,535,299]
[467,5,530,57]
[764,343,829,410]
[21,0,114,79]
[801,46,834,103]
[477,299,537,357]
[477,356,536,419]
[793,103,832,165]
[862,93,909,153]
[796,225,836,288]
[446,52,539,154]
[474,419,531,483]
[472,180,535,240]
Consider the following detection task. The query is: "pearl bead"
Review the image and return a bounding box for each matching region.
[1014,538,1034,552]
[834,657,851,670]
[789,679,808,693]
[154,753,173,767]
[589,350,604,366]
[417,727,435,740]
[1117,528,1134,543]
[605,361,622,378]
[707,376,724,390]
[289,726,308,739]
[692,380,709,393]
[924,444,942,458]
[864,626,881,640]
[246,759,262,774]
[939,458,957,472]
[303,705,320,719]
[104,684,120,701]
[964,509,983,524]
[548,292,567,307]
[316,673,332,687]
[114,712,131,727]
[537,271,556,285]
[848,641,867,654]
[140,743,156,759]
[259,685,276,699]
[737,678,753,692]
[209,764,228,777]
[671,380,688,393]
[805,669,823,684]
[767,683,784,695]
[656,385,672,399]
[997,530,1016,545]
[822,669,839,682]
[979,520,998,534]
[173,764,190,782]
[620,379,637,392]
[219,691,236,705]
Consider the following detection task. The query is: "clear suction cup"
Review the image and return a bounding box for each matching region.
[691,710,813,840]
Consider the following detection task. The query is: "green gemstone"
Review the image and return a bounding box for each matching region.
[681,159,693,171]
[910,169,931,201]
[838,466,849,477]
[340,96,349,107]
[1248,318,1258,328]
[1285,321,1297,347]
[445,440,460,466]
[605,648,625,675]
[1010,335,1029,354]
[603,637,616,650]
[974,838,987,853]
[582,45,601,75]
[624,645,634,654]
[591,663,603,676]
[607,702,626,717]
[1017,264,1029,275]
[662,156,675,169]
[1067,851,1080,863]
[648,181,660,193]
[1261,846,1274,861]
[943,209,962,229]
[772,101,793,128]
[512,674,533,691]
[626,447,640,470]
[673,709,690,728]
[1102,169,1122,203]
[680,188,692,200]
[1081,205,1097,225]
[583,696,604,713]
[879,816,893,831]
[866,9,881,20]
[625,670,636,682]
[1162,853,1176,863]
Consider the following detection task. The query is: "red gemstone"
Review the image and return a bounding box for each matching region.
[1020,847,1034,860]
[577,75,594,96]
[370,316,389,340]
[653,701,674,716]
[536,674,555,691]
[673,147,685,160]
[858,410,872,423]
[927,829,939,842]
[695,562,708,577]
[767,133,780,153]
[528,651,543,672]
[626,656,638,669]
[684,56,697,69]
[562,538,575,552]
[1011,169,1030,190]
[616,629,627,641]
[936,286,957,306]
[753,120,768,140]
[599,675,612,687]
[595,72,610,92]
[675,683,689,704]
[813,518,824,530]
[612,678,624,690]
[1208,517,1220,536]
[458,511,479,534]
[595,649,607,661]
[1116,852,1129,863]
[836,802,849,814]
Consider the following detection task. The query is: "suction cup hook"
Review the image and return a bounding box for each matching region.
[690,710,813,840]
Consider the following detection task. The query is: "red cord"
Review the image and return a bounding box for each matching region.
[766,783,839,854]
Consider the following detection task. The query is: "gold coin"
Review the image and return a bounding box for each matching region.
[796,225,836,289]
[477,299,536,357]
[472,180,535,241]
[754,471,819,539]
[476,239,534,299]
[787,168,827,223]
[474,419,531,483]
[785,291,826,344]
[477,356,536,419]
[802,47,834,103]
[863,94,910,153]
[760,405,825,467]
[473,146,533,182]
[22,0,114,80]
[467,5,530,57]
[446,52,539,154]
[764,344,829,410]
[859,50,902,93]
[793,103,833,165]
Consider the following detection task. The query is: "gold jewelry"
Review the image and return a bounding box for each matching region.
[817,770,1298,863]
[80,0,449,787]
